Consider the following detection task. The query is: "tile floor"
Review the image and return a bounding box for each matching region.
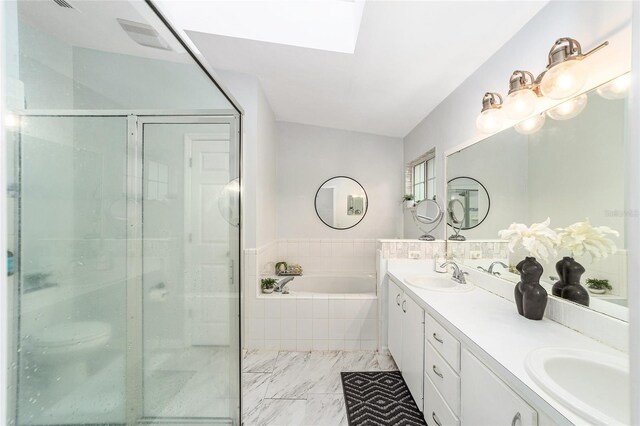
[242,349,398,426]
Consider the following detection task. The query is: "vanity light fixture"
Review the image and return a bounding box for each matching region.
[504,71,539,120]
[546,93,588,121]
[539,37,608,100]
[476,92,504,134]
[597,73,631,100]
[515,113,545,135]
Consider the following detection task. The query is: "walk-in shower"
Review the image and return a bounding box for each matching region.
[2,1,242,425]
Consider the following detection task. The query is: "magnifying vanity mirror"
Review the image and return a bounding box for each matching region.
[445,72,631,322]
[315,176,368,230]
[411,198,443,241]
[447,199,466,241]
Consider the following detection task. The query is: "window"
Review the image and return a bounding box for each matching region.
[407,150,436,203]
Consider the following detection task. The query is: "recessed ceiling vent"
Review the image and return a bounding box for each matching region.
[51,0,75,9]
[117,18,172,51]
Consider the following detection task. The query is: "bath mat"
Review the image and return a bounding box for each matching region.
[341,371,427,426]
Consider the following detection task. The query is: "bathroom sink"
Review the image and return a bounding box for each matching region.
[404,275,474,293]
[525,347,629,425]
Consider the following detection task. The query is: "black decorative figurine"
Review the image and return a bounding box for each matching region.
[552,256,589,307]
[514,257,547,320]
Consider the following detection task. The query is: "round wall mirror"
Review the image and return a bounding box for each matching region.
[446,176,490,230]
[315,176,368,230]
[411,198,443,241]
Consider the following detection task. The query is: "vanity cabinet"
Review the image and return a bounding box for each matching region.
[401,295,424,407]
[461,349,537,426]
[387,280,424,407]
[388,280,403,369]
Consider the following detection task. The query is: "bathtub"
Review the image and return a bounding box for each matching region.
[284,274,376,297]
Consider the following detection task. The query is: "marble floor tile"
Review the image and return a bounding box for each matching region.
[243,398,307,426]
[303,393,348,426]
[243,349,280,373]
[264,351,314,399]
[375,353,399,371]
[242,373,271,416]
[309,351,378,394]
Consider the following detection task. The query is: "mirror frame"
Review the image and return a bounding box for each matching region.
[446,176,491,230]
[314,175,369,230]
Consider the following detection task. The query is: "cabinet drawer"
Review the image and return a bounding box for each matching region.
[424,373,460,426]
[425,313,460,372]
[425,341,460,416]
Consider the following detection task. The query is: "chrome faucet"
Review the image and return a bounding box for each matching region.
[488,261,508,276]
[440,261,468,284]
[275,276,295,294]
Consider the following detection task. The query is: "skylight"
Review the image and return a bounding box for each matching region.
[157,0,366,54]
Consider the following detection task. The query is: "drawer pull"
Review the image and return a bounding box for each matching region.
[511,412,521,426]
[432,365,443,379]
[401,300,407,313]
[432,332,444,344]
[432,412,442,426]
[396,293,401,306]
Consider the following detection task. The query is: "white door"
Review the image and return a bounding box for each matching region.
[461,349,537,426]
[388,281,403,368]
[401,295,425,408]
[185,129,233,346]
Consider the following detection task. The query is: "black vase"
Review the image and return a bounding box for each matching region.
[514,257,547,320]
[552,257,572,297]
[553,257,589,307]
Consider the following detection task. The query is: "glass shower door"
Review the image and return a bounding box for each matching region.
[14,115,129,425]
[138,117,240,423]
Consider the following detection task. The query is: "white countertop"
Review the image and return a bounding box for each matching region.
[386,259,627,425]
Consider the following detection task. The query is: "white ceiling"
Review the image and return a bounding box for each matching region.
[170,0,548,137]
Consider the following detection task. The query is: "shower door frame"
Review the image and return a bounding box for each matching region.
[8,109,242,426]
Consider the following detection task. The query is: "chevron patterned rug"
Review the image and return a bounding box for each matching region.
[341,371,427,426]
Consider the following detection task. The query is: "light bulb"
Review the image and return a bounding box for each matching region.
[540,60,587,99]
[546,94,588,120]
[504,89,538,120]
[597,73,631,100]
[476,108,504,134]
[515,114,545,135]
[4,113,20,129]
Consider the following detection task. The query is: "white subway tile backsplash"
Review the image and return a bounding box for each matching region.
[281,339,298,351]
[360,340,377,351]
[264,340,281,350]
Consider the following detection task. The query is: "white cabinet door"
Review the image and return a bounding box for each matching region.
[461,349,537,426]
[401,295,425,408]
[387,281,403,369]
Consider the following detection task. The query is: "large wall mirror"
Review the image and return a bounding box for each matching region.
[445,72,630,321]
[315,176,368,230]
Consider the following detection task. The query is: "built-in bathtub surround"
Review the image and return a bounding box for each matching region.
[243,239,379,351]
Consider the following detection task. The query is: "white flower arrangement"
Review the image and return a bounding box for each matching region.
[498,218,560,262]
[557,220,619,261]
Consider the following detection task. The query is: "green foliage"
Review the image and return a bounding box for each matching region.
[261,278,277,289]
[403,194,415,201]
[585,278,612,291]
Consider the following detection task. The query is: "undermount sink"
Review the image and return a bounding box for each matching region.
[525,347,629,425]
[404,275,475,293]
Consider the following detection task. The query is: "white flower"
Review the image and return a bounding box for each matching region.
[557,220,619,261]
[498,218,560,262]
